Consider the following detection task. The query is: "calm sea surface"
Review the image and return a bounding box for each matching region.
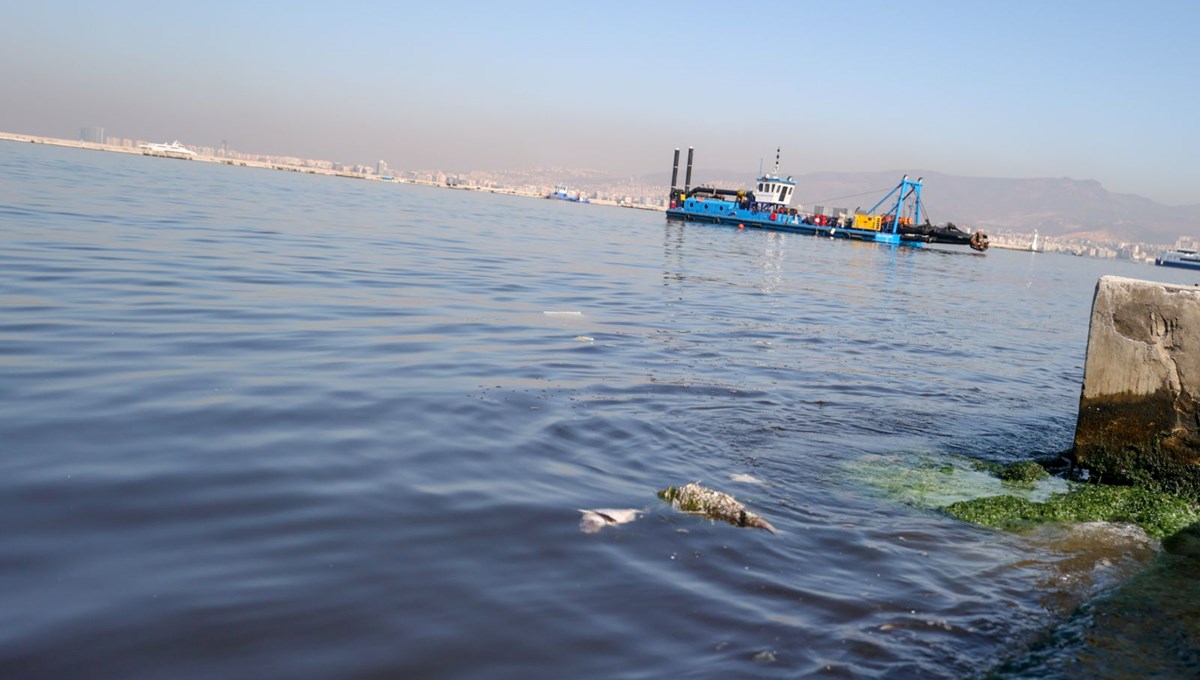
[2,141,1198,678]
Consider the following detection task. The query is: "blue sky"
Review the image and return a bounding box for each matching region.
[2,0,1197,204]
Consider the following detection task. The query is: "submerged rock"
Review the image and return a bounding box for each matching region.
[848,451,1067,508]
[943,484,1200,540]
[849,449,1197,541]
[657,482,777,533]
[1000,460,1050,484]
[578,508,641,534]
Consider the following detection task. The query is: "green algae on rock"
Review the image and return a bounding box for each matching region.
[658,482,777,533]
[1073,436,1200,501]
[999,460,1050,484]
[943,484,1200,540]
[847,450,1197,540]
[846,452,1067,509]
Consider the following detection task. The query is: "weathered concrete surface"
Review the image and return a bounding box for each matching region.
[1073,276,1200,497]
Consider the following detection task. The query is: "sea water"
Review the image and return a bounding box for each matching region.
[2,141,1197,678]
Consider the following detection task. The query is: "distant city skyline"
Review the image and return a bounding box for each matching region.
[2,1,1198,206]
[3,127,1193,255]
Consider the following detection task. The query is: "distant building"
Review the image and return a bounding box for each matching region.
[79,126,105,144]
[377,160,388,175]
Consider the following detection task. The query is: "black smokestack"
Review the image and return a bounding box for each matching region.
[684,147,694,193]
[670,148,680,189]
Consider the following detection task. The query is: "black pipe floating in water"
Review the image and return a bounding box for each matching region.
[670,148,680,190]
[684,147,694,193]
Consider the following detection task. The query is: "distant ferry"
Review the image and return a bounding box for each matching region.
[546,184,589,203]
[665,147,988,251]
[1155,248,1200,270]
[140,140,197,159]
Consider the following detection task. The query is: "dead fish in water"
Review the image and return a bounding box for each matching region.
[578,508,641,534]
[657,482,777,534]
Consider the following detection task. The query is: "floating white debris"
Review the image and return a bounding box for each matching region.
[578,508,641,534]
[574,336,594,342]
[753,650,777,664]
[543,311,583,317]
[729,473,766,485]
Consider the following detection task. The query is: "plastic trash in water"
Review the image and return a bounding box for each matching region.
[729,473,766,485]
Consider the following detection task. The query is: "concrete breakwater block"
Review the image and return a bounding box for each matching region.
[1073,276,1200,497]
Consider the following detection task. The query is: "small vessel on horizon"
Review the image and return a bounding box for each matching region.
[140,140,197,159]
[546,184,589,203]
[1155,248,1200,270]
[665,147,988,252]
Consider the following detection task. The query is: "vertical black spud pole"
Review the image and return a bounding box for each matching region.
[684,147,694,194]
[670,148,680,190]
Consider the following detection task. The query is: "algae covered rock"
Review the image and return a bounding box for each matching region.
[1162,522,1200,558]
[847,451,1067,508]
[943,484,1200,540]
[999,460,1050,484]
[658,482,777,533]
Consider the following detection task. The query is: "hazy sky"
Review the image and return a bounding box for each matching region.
[3,0,1198,205]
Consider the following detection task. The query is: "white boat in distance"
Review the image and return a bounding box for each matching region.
[1155,248,1200,270]
[140,140,197,158]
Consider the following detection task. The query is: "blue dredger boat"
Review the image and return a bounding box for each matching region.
[665,148,989,251]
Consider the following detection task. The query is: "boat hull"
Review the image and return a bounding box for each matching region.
[1155,259,1200,270]
[666,206,912,247]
